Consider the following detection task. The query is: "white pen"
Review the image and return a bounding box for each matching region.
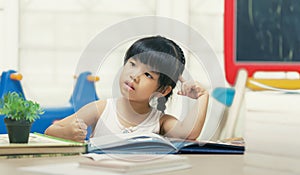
[75,116,86,138]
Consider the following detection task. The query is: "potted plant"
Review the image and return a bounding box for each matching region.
[0,92,44,143]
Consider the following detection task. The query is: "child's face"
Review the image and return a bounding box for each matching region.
[119,58,160,102]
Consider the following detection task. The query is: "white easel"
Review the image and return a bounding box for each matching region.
[220,69,248,139]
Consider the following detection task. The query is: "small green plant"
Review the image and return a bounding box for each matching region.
[0,92,44,122]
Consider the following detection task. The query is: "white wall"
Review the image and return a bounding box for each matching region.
[0,0,3,65]
[0,0,225,107]
[0,0,19,71]
[18,0,157,106]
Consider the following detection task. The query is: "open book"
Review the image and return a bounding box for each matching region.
[0,133,86,156]
[88,132,244,154]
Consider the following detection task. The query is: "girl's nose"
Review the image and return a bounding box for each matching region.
[130,70,142,82]
[130,74,140,82]
[129,67,143,81]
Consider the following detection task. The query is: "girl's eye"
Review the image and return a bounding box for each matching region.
[129,61,135,67]
[144,72,153,79]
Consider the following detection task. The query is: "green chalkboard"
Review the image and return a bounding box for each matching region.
[236,0,300,62]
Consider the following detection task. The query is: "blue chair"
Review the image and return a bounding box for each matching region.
[0,70,24,99]
[69,72,99,111]
[0,70,25,133]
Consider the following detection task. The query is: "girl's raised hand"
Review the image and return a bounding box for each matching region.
[177,76,208,99]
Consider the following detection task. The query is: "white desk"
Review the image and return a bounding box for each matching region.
[0,154,244,175]
[244,91,300,175]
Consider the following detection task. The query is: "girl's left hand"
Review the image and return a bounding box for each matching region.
[177,76,208,99]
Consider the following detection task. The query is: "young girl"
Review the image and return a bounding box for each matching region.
[45,36,209,143]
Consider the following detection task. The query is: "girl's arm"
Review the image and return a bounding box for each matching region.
[160,77,209,140]
[44,100,106,142]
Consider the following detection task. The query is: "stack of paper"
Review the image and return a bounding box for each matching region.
[80,154,191,174]
[244,91,300,175]
[20,154,191,175]
[0,133,86,157]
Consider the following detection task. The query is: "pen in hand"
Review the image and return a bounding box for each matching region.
[74,117,88,142]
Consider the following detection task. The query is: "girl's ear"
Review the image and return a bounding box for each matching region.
[161,86,172,97]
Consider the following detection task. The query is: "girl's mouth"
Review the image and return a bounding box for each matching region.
[125,81,135,91]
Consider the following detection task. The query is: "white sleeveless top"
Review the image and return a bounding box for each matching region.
[92,98,162,138]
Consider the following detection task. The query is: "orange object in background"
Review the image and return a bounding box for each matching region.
[10,73,23,81]
[73,75,100,82]
[87,75,100,82]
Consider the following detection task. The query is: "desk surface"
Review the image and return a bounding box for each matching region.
[0,154,244,175]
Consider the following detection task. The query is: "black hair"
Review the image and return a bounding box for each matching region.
[124,36,186,112]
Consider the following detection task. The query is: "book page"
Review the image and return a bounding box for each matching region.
[88,132,177,154]
[89,132,174,149]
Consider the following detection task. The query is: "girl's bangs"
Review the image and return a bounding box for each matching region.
[134,51,183,80]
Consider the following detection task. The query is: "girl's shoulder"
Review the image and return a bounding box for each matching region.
[93,98,119,112]
[94,99,108,109]
[94,98,120,110]
[89,99,108,120]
